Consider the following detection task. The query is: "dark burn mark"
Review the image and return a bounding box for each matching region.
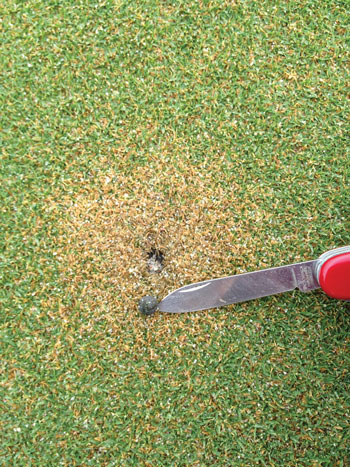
[147,248,164,273]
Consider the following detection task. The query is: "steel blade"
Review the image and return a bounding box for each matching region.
[158,260,319,313]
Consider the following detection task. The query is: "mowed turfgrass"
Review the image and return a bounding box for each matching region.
[1,0,349,465]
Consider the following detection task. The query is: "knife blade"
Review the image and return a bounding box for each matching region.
[157,246,350,313]
[158,260,318,313]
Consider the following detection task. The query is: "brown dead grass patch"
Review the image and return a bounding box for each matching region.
[54,151,271,342]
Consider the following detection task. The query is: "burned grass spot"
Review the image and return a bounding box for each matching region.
[56,151,270,339]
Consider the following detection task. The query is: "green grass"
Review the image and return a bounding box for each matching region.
[1,0,349,465]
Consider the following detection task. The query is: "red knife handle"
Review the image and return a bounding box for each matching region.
[315,247,350,300]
